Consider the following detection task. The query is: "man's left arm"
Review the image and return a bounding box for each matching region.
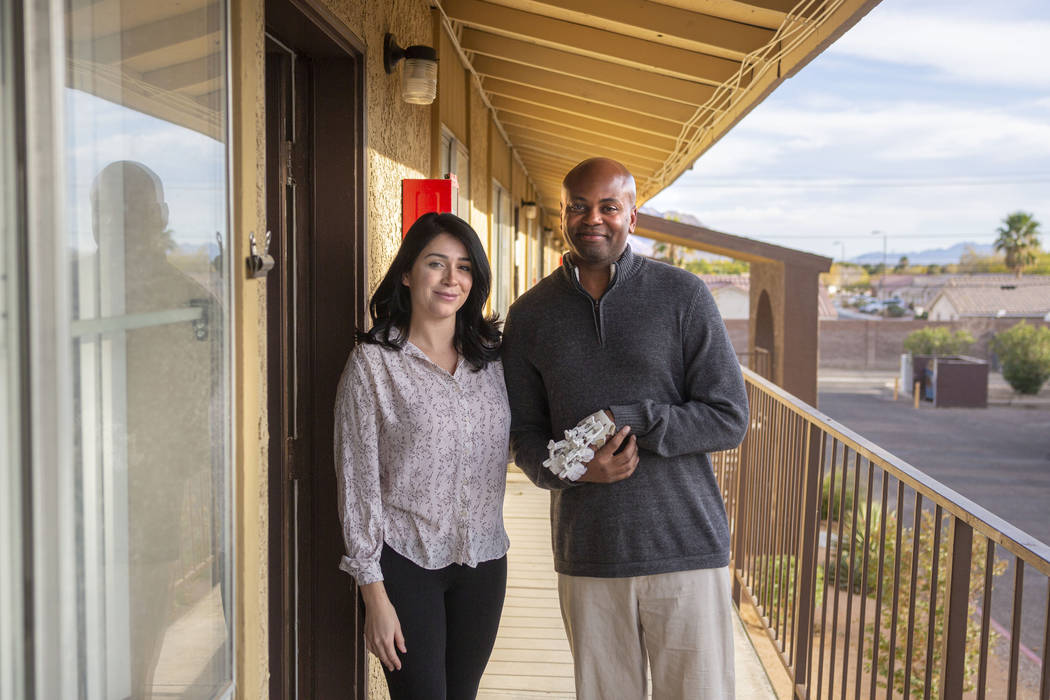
[609,284,749,458]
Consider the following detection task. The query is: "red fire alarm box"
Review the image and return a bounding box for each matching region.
[402,175,458,236]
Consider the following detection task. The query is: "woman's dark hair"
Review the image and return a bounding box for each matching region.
[357,212,501,369]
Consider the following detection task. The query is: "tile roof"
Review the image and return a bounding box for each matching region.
[932,284,1050,317]
[945,275,1050,288]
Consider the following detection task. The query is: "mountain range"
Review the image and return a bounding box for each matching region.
[636,207,999,265]
[847,242,997,265]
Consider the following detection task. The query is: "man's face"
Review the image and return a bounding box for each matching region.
[561,172,636,268]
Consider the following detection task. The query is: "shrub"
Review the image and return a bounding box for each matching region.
[991,321,1050,394]
[902,327,974,356]
[821,503,1005,695]
[886,303,907,318]
[820,471,855,521]
[863,510,1005,697]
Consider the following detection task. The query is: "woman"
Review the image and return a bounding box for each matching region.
[334,212,510,699]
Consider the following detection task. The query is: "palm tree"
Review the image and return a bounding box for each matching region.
[994,211,1042,278]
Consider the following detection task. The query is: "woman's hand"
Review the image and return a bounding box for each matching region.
[360,582,407,671]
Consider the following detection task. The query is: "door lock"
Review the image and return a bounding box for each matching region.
[247,231,275,278]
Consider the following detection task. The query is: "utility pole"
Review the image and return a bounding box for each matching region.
[872,230,886,316]
[833,240,845,264]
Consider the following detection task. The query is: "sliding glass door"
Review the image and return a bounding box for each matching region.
[13,0,235,697]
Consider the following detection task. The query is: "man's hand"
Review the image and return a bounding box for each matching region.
[579,426,638,483]
[360,582,407,671]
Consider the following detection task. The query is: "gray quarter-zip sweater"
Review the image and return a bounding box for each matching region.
[502,246,749,577]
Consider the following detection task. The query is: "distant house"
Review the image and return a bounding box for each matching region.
[702,274,750,319]
[896,274,1049,311]
[699,274,838,321]
[927,283,1050,321]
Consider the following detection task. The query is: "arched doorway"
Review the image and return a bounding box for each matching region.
[754,290,774,379]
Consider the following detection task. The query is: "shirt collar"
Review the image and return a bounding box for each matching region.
[562,244,642,290]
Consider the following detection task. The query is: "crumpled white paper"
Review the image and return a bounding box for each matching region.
[543,410,617,482]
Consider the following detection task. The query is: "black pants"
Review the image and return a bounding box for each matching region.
[378,544,507,700]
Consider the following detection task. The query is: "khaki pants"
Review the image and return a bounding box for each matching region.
[558,567,734,700]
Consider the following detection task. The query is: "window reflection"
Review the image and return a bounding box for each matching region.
[64,1,231,697]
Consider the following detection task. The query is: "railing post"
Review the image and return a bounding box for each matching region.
[791,422,824,699]
[731,395,753,606]
[939,517,973,700]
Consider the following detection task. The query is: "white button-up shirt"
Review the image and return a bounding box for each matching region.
[334,340,511,585]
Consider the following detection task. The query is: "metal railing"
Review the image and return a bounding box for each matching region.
[713,368,1050,699]
[737,346,772,380]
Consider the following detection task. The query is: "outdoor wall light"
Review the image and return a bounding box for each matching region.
[384,33,438,105]
[521,200,538,220]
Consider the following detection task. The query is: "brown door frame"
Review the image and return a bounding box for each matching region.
[264,1,368,697]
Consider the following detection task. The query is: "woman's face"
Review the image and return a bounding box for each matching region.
[401,232,474,323]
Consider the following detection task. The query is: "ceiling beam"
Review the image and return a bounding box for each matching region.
[461,29,717,105]
[490,94,682,146]
[473,56,700,123]
[500,119,669,161]
[731,0,815,15]
[495,107,674,153]
[501,0,774,59]
[499,117,672,162]
[507,131,664,168]
[443,0,739,85]
[483,77,688,135]
[519,152,656,179]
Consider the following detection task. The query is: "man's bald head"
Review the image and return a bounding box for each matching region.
[562,158,636,208]
[559,158,638,272]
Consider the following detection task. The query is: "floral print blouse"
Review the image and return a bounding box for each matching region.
[334,340,511,585]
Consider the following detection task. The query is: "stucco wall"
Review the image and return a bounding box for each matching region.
[310,0,434,295]
[231,0,269,695]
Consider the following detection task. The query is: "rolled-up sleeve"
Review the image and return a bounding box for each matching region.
[333,350,385,585]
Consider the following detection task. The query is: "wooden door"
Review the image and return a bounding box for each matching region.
[264,1,368,696]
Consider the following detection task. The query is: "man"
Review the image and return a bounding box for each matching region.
[501,158,749,699]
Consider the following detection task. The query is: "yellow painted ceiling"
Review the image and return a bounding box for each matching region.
[438,0,883,214]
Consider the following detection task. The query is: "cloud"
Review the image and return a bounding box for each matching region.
[831,10,1050,89]
[686,100,1050,178]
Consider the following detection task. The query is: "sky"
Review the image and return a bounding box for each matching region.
[645,0,1050,262]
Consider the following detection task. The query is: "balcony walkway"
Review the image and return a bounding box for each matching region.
[478,468,777,698]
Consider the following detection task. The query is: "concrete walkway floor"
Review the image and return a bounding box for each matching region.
[479,469,776,699]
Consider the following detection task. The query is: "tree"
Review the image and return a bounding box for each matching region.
[991,322,1050,394]
[903,327,974,356]
[994,211,1042,278]
[894,255,909,273]
[652,241,689,267]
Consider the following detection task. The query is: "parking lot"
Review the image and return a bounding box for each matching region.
[817,371,1050,674]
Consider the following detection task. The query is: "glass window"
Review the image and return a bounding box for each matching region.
[440,127,470,223]
[1,2,25,695]
[454,141,470,223]
[60,1,233,697]
[514,222,526,298]
[492,181,512,318]
[530,219,542,287]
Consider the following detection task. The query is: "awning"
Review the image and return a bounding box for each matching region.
[437,0,882,213]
